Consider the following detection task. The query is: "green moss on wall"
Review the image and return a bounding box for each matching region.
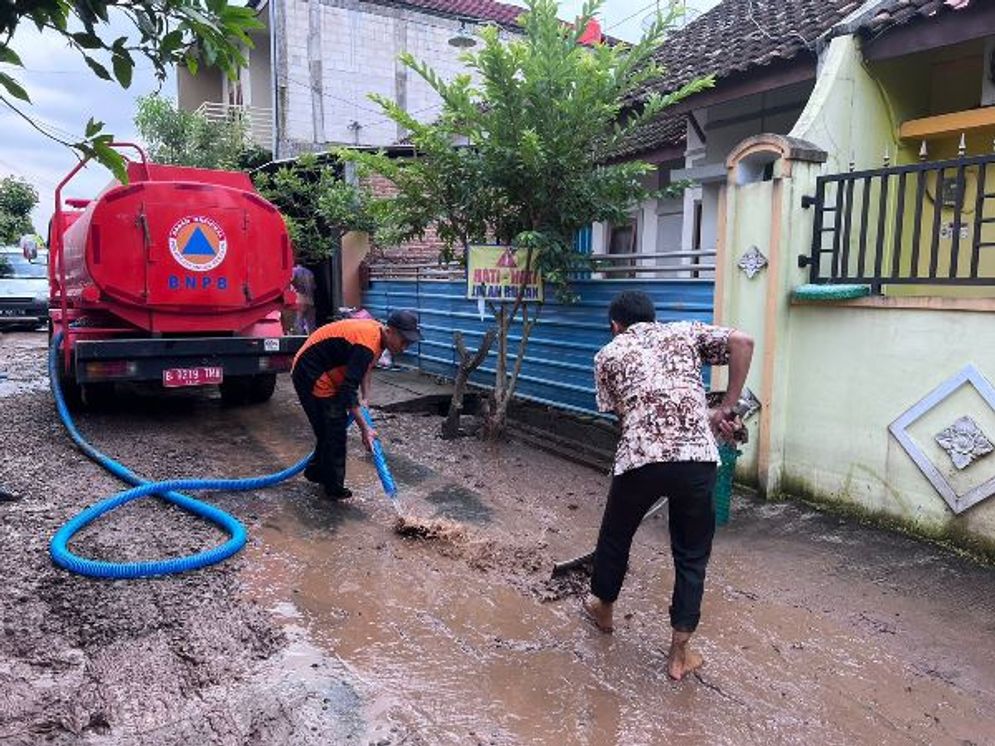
[770,472,995,565]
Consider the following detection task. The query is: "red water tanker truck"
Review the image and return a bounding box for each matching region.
[49,144,303,407]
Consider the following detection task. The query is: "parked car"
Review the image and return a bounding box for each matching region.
[0,246,49,329]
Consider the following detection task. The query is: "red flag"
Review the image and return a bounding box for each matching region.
[578,17,603,46]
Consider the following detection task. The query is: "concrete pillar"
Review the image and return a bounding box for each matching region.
[719,134,827,495]
[342,232,372,307]
[308,0,325,144]
[394,18,409,143]
[273,0,287,158]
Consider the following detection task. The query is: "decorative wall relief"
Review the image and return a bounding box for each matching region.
[935,416,994,470]
[890,364,995,514]
[737,387,762,421]
[737,246,768,279]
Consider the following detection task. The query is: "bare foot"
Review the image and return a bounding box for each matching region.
[582,594,614,633]
[667,631,704,681]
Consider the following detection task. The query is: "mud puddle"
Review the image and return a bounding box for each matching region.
[238,425,601,744]
[7,340,995,745]
[236,403,995,745]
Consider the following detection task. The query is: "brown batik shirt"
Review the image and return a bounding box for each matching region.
[595,321,733,475]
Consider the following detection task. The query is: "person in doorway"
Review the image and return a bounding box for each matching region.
[582,290,754,681]
[291,310,422,499]
[291,264,317,335]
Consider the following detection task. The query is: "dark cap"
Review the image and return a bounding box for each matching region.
[387,309,422,344]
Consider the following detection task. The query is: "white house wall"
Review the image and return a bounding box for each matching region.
[590,82,814,273]
[702,82,812,163]
[177,66,223,113]
[279,0,492,153]
[248,24,272,110]
[674,82,813,268]
[656,194,683,253]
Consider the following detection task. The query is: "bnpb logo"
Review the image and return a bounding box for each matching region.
[168,216,227,272]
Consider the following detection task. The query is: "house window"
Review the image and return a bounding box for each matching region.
[691,200,703,252]
[609,218,638,254]
[691,199,704,278]
[608,217,637,278]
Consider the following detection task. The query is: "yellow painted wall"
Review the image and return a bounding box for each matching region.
[867,42,993,297]
[341,231,371,308]
[781,303,995,540]
[715,36,995,543]
[717,180,774,483]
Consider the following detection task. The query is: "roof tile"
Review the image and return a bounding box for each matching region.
[366,0,526,28]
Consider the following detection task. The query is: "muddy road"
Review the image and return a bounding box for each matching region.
[3,330,995,745]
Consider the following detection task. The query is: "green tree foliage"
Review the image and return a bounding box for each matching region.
[0,0,261,180]
[342,0,713,435]
[0,175,38,244]
[253,154,381,264]
[133,94,268,170]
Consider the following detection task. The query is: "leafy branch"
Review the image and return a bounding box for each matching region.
[0,0,262,180]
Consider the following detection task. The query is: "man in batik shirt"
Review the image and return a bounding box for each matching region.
[583,290,754,681]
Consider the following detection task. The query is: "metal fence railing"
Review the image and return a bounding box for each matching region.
[589,250,716,278]
[367,249,716,284]
[800,151,995,293]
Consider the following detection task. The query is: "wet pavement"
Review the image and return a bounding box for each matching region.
[2,330,995,744]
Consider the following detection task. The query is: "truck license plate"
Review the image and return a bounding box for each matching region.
[0,309,26,316]
[162,366,223,388]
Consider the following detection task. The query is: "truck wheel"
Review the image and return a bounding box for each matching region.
[219,376,251,406]
[247,374,277,404]
[57,369,83,411]
[82,382,115,410]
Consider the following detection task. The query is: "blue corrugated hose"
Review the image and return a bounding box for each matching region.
[48,332,396,579]
[359,407,398,498]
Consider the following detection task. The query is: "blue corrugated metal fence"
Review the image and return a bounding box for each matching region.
[364,276,715,415]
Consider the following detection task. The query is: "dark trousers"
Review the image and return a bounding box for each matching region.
[591,461,717,633]
[292,371,348,492]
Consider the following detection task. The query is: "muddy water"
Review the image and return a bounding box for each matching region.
[5,326,995,745]
[237,402,995,745]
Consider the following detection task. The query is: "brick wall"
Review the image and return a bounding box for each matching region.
[363,173,448,266]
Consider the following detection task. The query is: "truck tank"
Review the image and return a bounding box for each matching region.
[49,148,305,407]
[59,161,293,334]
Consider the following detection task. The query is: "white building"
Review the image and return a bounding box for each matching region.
[178,0,528,157]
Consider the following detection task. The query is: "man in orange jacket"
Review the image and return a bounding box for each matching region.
[291,310,421,499]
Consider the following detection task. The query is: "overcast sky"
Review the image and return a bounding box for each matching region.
[0,1,722,234]
[0,12,175,234]
[558,0,721,40]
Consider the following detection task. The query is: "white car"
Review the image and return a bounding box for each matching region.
[0,247,49,329]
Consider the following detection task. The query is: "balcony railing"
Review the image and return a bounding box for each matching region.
[366,248,717,283]
[368,262,465,281]
[588,250,716,278]
[194,102,272,150]
[800,151,995,293]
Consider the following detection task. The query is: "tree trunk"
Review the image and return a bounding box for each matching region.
[491,304,508,419]
[484,302,538,439]
[441,328,496,439]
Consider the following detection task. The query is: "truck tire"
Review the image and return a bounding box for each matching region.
[58,369,83,411]
[247,373,277,404]
[82,382,115,410]
[219,376,252,406]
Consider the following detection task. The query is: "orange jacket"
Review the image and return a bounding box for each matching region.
[291,318,384,401]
